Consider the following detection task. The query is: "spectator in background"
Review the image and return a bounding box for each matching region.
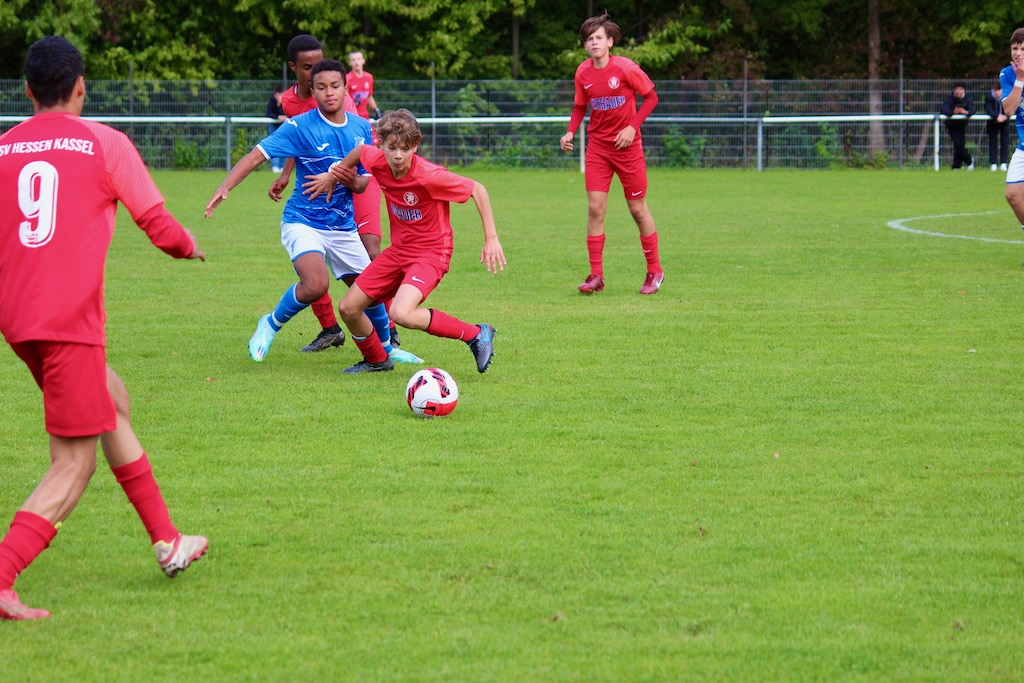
[942,83,975,170]
[265,85,287,173]
[985,81,1010,171]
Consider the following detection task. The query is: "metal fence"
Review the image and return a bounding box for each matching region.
[0,78,1011,170]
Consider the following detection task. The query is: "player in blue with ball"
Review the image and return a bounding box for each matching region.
[205,59,419,370]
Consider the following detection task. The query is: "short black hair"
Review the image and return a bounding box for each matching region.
[953,81,967,91]
[287,34,322,63]
[311,59,346,85]
[24,36,83,108]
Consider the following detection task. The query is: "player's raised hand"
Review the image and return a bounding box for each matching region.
[560,131,574,152]
[204,188,229,218]
[480,236,506,274]
[301,171,337,202]
[268,175,289,202]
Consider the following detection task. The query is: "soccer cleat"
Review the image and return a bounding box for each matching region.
[1002,162,1009,171]
[992,164,999,171]
[248,314,278,363]
[578,274,605,293]
[301,327,346,353]
[639,271,665,295]
[155,533,209,578]
[966,162,975,171]
[390,326,401,348]
[468,323,496,373]
[342,358,395,374]
[0,589,50,620]
[389,347,424,364]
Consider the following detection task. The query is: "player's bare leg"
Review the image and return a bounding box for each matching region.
[627,196,664,294]
[251,254,331,362]
[337,284,394,373]
[580,191,609,292]
[0,434,97,619]
[101,368,207,577]
[1005,183,1024,226]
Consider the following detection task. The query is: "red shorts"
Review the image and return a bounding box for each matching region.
[10,341,116,438]
[355,247,449,305]
[353,176,382,239]
[585,139,649,199]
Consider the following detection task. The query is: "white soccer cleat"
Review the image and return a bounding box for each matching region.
[154,533,209,578]
[248,314,278,363]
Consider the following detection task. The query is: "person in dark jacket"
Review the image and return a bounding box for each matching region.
[985,81,1010,171]
[942,83,975,170]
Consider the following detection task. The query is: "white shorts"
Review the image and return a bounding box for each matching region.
[281,222,370,280]
[1007,146,1024,184]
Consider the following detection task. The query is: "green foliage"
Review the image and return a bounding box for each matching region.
[662,128,707,167]
[172,137,212,169]
[231,127,249,166]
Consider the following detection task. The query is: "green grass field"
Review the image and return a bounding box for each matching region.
[2,167,1023,680]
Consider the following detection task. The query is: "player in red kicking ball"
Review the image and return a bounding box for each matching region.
[304,109,505,374]
[0,37,208,620]
[560,14,664,295]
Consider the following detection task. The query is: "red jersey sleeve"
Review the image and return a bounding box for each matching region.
[81,120,196,259]
[417,164,475,203]
[623,58,656,97]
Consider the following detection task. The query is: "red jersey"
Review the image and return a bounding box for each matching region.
[573,55,655,146]
[280,83,356,118]
[0,112,195,346]
[360,145,474,264]
[346,71,375,119]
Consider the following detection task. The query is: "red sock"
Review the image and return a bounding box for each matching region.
[353,332,389,363]
[0,511,58,590]
[311,292,338,329]
[587,235,605,277]
[640,232,661,273]
[111,453,178,545]
[425,309,480,341]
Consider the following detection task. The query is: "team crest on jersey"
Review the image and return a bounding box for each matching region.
[404,191,419,206]
[608,76,621,89]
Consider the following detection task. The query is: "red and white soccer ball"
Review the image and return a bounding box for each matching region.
[406,368,459,417]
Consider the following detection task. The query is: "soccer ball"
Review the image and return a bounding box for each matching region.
[406,368,459,418]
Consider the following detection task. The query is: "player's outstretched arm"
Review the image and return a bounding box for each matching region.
[1005,61,1024,116]
[471,181,505,274]
[205,148,267,217]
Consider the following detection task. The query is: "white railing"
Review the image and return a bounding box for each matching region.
[0,113,1009,171]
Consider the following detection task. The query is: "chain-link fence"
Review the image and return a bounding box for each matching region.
[0,78,1008,170]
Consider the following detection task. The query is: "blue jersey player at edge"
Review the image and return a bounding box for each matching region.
[204,59,420,370]
[1000,27,1024,236]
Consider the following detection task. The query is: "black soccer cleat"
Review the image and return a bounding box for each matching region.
[301,327,346,353]
[342,358,395,374]
[467,323,496,373]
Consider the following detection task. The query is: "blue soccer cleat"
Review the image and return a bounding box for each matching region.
[389,347,424,364]
[467,323,496,373]
[248,314,278,363]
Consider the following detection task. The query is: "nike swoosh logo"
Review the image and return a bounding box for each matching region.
[316,143,329,151]
[583,84,593,90]
[411,276,425,284]
[631,191,643,196]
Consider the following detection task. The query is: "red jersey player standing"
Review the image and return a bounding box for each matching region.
[304,109,504,374]
[559,14,663,295]
[346,50,382,121]
[0,37,208,620]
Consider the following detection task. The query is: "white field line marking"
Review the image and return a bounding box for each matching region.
[886,211,1024,244]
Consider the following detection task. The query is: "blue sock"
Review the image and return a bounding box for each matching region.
[270,284,308,330]
[366,303,394,353]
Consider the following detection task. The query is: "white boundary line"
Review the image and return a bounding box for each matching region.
[886,211,1024,245]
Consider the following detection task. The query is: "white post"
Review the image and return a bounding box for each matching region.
[579,123,585,174]
[933,115,940,171]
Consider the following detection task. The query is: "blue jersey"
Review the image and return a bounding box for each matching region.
[257,108,371,231]
[999,65,1024,149]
